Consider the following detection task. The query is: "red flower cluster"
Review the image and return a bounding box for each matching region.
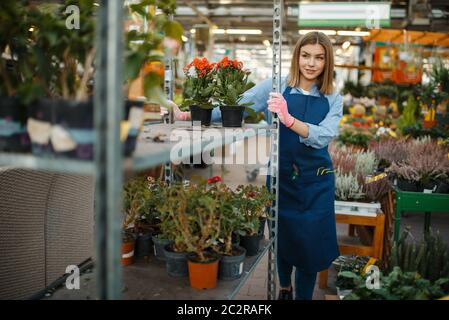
[215,56,243,70]
[183,57,214,77]
[207,176,222,184]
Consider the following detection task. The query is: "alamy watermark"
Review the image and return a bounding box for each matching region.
[365,265,381,290]
[65,265,80,290]
[168,124,273,175]
[65,5,80,30]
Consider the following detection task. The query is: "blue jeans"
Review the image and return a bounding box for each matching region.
[277,254,317,300]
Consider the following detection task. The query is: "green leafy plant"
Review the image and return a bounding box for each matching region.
[122,176,151,232]
[388,229,449,282]
[157,181,221,261]
[397,95,419,134]
[124,0,183,105]
[234,184,274,236]
[208,183,244,256]
[337,127,374,149]
[213,56,256,115]
[342,267,449,300]
[0,0,31,98]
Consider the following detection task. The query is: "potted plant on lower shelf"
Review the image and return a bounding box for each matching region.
[235,185,273,256]
[180,57,215,126]
[158,181,222,288]
[122,177,149,266]
[209,182,247,281]
[213,57,256,127]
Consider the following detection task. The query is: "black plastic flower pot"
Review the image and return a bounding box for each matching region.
[124,99,145,157]
[435,180,449,194]
[218,245,246,281]
[189,105,212,126]
[231,233,240,246]
[163,244,188,278]
[27,98,55,157]
[220,105,244,127]
[240,234,261,256]
[397,178,422,192]
[53,98,94,160]
[258,217,266,238]
[135,231,152,258]
[0,96,31,153]
[421,180,437,193]
[151,233,173,261]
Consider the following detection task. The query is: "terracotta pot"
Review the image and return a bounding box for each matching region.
[187,252,220,289]
[423,120,437,129]
[121,240,135,266]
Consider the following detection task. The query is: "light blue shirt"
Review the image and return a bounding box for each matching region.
[211,76,343,149]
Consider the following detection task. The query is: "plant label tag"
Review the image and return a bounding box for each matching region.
[423,189,433,194]
[239,262,244,275]
[50,125,77,152]
[122,250,134,259]
[129,107,144,130]
[27,118,51,144]
[164,70,171,81]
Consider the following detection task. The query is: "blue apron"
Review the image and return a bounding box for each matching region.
[271,86,339,273]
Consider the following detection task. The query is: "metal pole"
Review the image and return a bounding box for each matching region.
[164,14,174,184]
[267,0,282,301]
[94,0,124,299]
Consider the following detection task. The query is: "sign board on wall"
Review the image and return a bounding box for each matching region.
[298,2,391,28]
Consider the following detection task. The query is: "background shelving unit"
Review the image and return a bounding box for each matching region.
[0,0,283,300]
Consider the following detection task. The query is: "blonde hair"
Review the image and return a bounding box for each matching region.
[288,32,335,95]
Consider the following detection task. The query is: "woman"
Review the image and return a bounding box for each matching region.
[169,32,342,300]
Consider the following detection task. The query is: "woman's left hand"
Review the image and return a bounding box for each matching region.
[267,92,295,127]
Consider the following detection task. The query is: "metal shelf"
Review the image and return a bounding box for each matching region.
[0,122,272,175]
[129,122,273,172]
[46,238,273,300]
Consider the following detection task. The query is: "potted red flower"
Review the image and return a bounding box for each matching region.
[181,57,215,126]
[213,57,256,127]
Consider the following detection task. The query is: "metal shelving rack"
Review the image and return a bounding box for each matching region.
[0,0,282,300]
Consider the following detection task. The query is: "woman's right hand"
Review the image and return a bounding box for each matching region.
[165,100,191,121]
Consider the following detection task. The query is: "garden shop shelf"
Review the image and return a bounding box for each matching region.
[46,239,273,300]
[0,122,272,175]
[129,121,273,172]
[393,187,449,241]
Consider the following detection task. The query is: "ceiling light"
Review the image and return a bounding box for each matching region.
[226,29,262,35]
[342,41,351,50]
[190,29,196,34]
[212,29,226,34]
[181,35,188,42]
[337,30,370,37]
[28,27,35,32]
[336,48,343,55]
[299,30,336,36]
[239,36,247,42]
[263,39,271,47]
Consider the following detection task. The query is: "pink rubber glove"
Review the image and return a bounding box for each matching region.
[166,100,191,121]
[267,92,295,127]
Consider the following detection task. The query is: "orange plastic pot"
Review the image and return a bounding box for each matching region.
[423,120,437,129]
[121,240,135,266]
[187,253,220,290]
